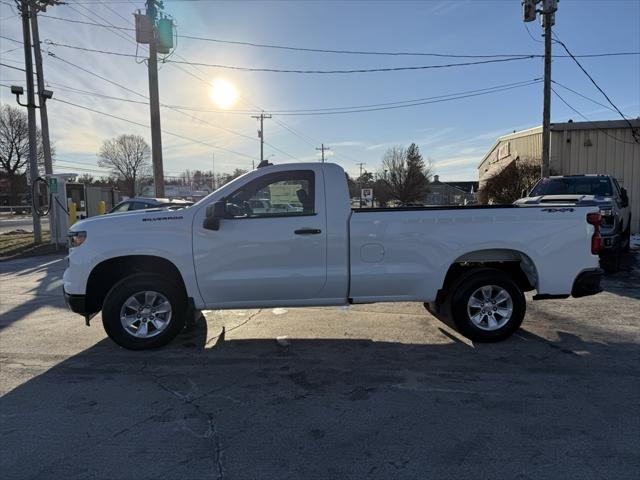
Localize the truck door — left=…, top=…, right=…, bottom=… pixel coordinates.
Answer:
left=193, top=168, right=327, bottom=307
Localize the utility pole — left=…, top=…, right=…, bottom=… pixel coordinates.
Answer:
left=20, top=1, right=41, bottom=243
left=29, top=4, right=56, bottom=245
left=146, top=0, right=165, bottom=197
left=252, top=113, right=272, bottom=165
left=316, top=143, right=330, bottom=163
left=356, top=162, right=366, bottom=208
left=541, top=0, right=556, bottom=178
left=29, top=8, right=51, bottom=176
left=211, top=152, right=215, bottom=190
left=522, top=0, right=557, bottom=178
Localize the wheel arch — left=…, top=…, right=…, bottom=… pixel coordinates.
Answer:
left=439, top=248, right=539, bottom=300
left=85, top=255, right=188, bottom=314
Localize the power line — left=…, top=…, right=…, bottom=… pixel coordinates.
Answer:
left=32, top=76, right=543, bottom=118
left=43, top=52, right=260, bottom=143
left=41, top=11, right=297, bottom=158
left=0, top=62, right=25, bottom=72
left=41, top=40, right=539, bottom=73
left=36, top=13, right=640, bottom=59
left=524, top=22, right=543, bottom=44
left=262, top=80, right=543, bottom=115
left=51, top=97, right=257, bottom=161
left=552, top=33, right=640, bottom=143
left=552, top=88, right=638, bottom=145
left=551, top=80, right=618, bottom=114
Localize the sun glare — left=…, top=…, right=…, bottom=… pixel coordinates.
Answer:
left=209, top=79, right=238, bottom=109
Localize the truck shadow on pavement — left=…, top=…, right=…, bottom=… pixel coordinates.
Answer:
left=2, top=316, right=639, bottom=480
left=0, top=255, right=66, bottom=331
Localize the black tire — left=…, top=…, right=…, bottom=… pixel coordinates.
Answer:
left=600, top=251, right=621, bottom=274
left=102, top=274, right=187, bottom=350
left=448, top=269, right=526, bottom=343
left=621, top=223, right=631, bottom=253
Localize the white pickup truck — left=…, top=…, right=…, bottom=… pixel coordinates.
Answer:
left=63, top=163, right=604, bottom=350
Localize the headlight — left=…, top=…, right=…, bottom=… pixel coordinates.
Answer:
left=68, top=231, right=87, bottom=248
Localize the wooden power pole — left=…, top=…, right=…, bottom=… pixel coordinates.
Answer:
left=146, top=0, right=165, bottom=197
left=252, top=113, right=272, bottom=164
left=522, top=0, right=557, bottom=178
left=316, top=143, right=330, bottom=163
left=541, top=1, right=556, bottom=178
left=20, top=1, right=41, bottom=242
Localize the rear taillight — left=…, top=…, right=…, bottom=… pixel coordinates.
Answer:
left=587, top=213, right=602, bottom=255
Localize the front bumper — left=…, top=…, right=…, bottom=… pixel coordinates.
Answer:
left=63, top=287, right=88, bottom=315
left=571, top=268, right=603, bottom=298
left=600, top=232, right=620, bottom=251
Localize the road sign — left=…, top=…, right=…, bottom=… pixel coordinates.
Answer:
left=361, top=188, right=373, bottom=207
left=49, top=177, right=58, bottom=194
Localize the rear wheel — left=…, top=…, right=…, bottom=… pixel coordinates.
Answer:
left=102, top=274, right=187, bottom=350
left=449, top=270, right=526, bottom=342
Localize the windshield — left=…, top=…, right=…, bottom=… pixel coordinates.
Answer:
left=530, top=177, right=613, bottom=196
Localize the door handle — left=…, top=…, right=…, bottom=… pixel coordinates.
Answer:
left=294, top=228, right=321, bottom=235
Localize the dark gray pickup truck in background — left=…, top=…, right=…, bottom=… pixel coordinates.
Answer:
left=516, top=174, right=632, bottom=272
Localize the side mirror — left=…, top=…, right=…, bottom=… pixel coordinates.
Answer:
left=620, top=188, right=629, bottom=208
left=520, top=188, right=528, bottom=199
left=203, top=201, right=226, bottom=231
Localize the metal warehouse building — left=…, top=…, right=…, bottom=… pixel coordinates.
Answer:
left=478, top=119, right=640, bottom=233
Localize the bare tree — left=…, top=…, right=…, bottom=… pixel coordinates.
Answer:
left=98, top=134, right=151, bottom=197
left=0, top=105, right=53, bottom=203
left=77, top=174, right=96, bottom=185
left=381, top=143, right=432, bottom=204
left=479, top=157, right=541, bottom=204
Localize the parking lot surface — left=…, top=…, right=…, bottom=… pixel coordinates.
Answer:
left=1, top=253, right=639, bottom=479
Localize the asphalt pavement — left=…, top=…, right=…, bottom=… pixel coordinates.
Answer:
left=1, top=252, right=639, bottom=479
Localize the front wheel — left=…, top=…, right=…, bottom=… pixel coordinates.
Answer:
left=449, top=270, right=526, bottom=343
left=621, top=222, right=631, bottom=253
left=102, top=274, right=187, bottom=350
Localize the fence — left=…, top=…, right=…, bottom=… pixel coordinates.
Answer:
left=0, top=206, right=33, bottom=216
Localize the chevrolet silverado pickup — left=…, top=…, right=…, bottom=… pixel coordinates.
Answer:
left=63, top=163, right=604, bottom=349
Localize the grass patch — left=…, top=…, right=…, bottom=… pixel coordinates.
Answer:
left=0, top=232, right=66, bottom=261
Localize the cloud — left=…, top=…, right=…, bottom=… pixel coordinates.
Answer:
left=431, top=0, right=471, bottom=16
left=432, top=156, right=480, bottom=169
left=328, top=140, right=365, bottom=148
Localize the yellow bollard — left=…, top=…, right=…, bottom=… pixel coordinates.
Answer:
left=98, top=200, right=106, bottom=215
left=69, top=202, right=77, bottom=226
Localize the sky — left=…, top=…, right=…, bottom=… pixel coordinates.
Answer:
left=1, top=0, right=639, bottom=181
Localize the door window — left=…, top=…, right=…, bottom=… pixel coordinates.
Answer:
left=224, top=170, right=315, bottom=218
left=130, top=202, right=148, bottom=211
left=112, top=202, right=131, bottom=212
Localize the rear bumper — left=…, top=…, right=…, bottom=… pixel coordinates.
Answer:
left=571, top=268, right=603, bottom=298
left=63, top=287, right=88, bottom=315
